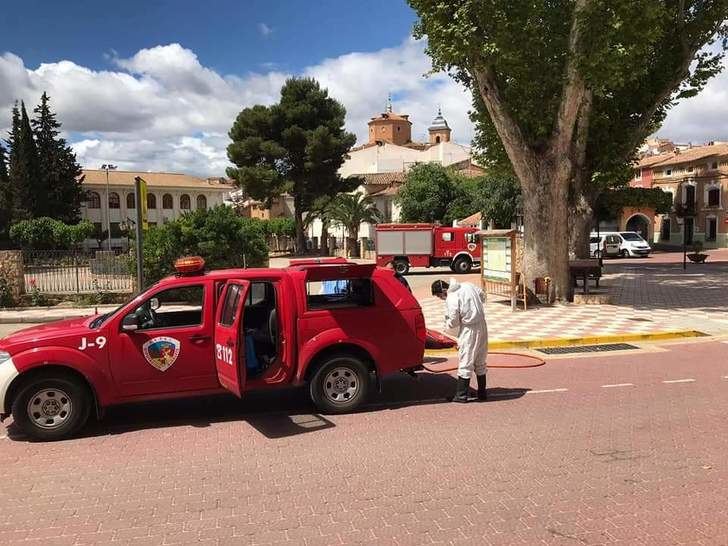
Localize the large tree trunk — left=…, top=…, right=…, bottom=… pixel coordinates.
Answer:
left=570, top=191, right=594, bottom=259
left=320, top=220, right=330, bottom=256
left=294, top=197, right=305, bottom=255
left=521, top=158, right=572, bottom=302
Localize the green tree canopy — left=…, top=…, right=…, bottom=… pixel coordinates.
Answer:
left=138, top=206, right=269, bottom=284
left=32, top=92, right=84, bottom=223
left=0, top=144, right=11, bottom=247
left=227, top=78, right=357, bottom=252
left=7, top=102, right=39, bottom=223
left=328, top=191, right=382, bottom=257
left=396, top=163, right=461, bottom=224
left=9, top=218, right=94, bottom=250
left=594, top=187, right=674, bottom=221
left=409, top=0, right=728, bottom=300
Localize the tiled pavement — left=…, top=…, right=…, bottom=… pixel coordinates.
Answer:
left=2, top=341, right=728, bottom=544
left=420, top=260, right=728, bottom=340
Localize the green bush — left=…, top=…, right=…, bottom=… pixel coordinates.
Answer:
left=137, top=206, right=269, bottom=284
left=9, top=218, right=94, bottom=250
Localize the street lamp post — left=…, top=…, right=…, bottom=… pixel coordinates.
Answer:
left=101, top=164, right=117, bottom=251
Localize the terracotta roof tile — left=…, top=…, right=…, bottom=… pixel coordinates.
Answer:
left=458, top=211, right=482, bottom=226
left=349, top=172, right=407, bottom=185
left=80, top=170, right=235, bottom=190
left=637, top=144, right=728, bottom=169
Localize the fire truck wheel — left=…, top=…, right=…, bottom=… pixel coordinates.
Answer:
left=452, top=257, right=472, bottom=274
left=310, top=355, right=370, bottom=414
left=11, top=374, right=91, bottom=442
left=392, top=259, right=409, bottom=275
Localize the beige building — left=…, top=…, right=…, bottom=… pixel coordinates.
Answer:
left=80, top=170, right=235, bottom=249
left=631, top=142, right=728, bottom=248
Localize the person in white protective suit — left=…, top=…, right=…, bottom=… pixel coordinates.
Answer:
left=432, top=278, right=488, bottom=402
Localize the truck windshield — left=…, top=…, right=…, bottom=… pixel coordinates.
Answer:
left=88, top=284, right=158, bottom=329
left=620, top=232, right=644, bottom=241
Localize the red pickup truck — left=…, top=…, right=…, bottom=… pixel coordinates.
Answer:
left=0, top=257, right=426, bottom=441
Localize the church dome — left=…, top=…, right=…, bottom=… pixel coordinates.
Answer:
left=428, top=107, right=450, bottom=131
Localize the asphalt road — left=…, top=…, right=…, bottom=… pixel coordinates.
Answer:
left=0, top=337, right=726, bottom=544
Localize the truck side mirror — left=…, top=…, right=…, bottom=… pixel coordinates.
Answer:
left=121, top=314, right=139, bottom=332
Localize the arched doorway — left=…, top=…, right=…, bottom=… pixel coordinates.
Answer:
left=626, top=214, right=650, bottom=241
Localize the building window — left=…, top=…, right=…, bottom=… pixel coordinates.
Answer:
left=706, top=217, right=717, bottom=241
left=147, top=193, right=157, bottom=209
left=180, top=194, right=191, bottom=210
left=687, top=165, right=694, bottom=172
left=435, top=136, right=441, bottom=144
left=196, top=195, right=207, bottom=210
left=635, top=169, right=642, bottom=180
left=126, top=193, right=135, bottom=209
left=712, top=161, right=719, bottom=170
left=108, top=192, right=120, bottom=209
left=708, top=187, right=720, bottom=207
left=110, top=222, right=122, bottom=238
left=162, top=193, right=173, bottom=209
left=93, top=222, right=103, bottom=237
left=660, top=218, right=671, bottom=241
left=665, top=169, right=672, bottom=176
left=88, top=192, right=101, bottom=209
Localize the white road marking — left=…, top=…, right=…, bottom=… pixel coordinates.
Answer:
left=601, top=383, right=634, bottom=388
left=662, top=378, right=696, bottom=384
left=527, top=388, right=568, bottom=394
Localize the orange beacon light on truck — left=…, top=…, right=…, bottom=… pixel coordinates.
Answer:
left=174, top=256, right=206, bottom=275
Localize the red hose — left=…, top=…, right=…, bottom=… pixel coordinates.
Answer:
left=422, top=351, right=545, bottom=373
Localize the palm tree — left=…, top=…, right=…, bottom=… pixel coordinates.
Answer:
left=328, top=192, right=382, bottom=258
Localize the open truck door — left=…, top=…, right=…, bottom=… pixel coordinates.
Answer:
left=214, top=280, right=250, bottom=397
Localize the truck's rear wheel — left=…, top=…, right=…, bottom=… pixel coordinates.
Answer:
left=392, top=259, right=409, bottom=275
left=310, top=356, right=370, bottom=414
left=11, top=375, right=91, bottom=441
left=451, top=256, right=472, bottom=274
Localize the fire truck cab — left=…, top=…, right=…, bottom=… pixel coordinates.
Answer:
left=0, top=257, right=426, bottom=441
left=375, top=223, right=481, bottom=275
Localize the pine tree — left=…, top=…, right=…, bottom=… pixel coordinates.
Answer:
left=0, top=143, right=11, bottom=246
left=8, top=102, right=41, bottom=220
left=32, top=92, right=84, bottom=223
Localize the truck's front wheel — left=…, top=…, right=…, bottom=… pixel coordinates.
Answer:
left=11, top=375, right=91, bottom=441
left=310, top=356, right=370, bottom=414
left=451, top=256, right=472, bottom=274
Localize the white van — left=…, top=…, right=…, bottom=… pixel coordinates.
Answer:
left=590, top=231, right=651, bottom=258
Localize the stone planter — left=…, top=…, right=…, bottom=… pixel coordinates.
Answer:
left=687, top=253, right=708, bottom=263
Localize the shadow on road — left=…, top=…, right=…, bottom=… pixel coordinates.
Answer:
left=6, top=372, right=530, bottom=442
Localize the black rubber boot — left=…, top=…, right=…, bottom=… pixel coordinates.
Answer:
left=476, top=374, right=487, bottom=401
left=453, top=376, right=470, bottom=403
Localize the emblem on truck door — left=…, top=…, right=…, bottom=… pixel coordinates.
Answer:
left=142, top=337, right=181, bottom=372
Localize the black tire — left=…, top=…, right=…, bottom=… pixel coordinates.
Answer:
left=593, top=250, right=602, bottom=259
left=309, top=355, right=370, bottom=414
left=11, top=374, right=91, bottom=441
left=451, top=257, right=472, bottom=274
left=620, top=249, right=629, bottom=258
left=392, top=259, right=409, bottom=275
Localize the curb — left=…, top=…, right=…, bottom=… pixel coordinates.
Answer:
left=0, top=312, right=97, bottom=324
left=425, top=330, right=708, bottom=355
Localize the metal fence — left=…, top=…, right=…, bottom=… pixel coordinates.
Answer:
left=23, top=250, right=135, bottom=294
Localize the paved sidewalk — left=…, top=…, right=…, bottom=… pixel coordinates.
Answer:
left=0, top=304, right=118, bottom=324
left=421, top=257, right=728, bottom=342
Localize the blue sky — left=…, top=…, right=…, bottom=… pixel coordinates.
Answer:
left=1, top=1, right=726, bottom=175
left=2, top=0, right=417, bottom=75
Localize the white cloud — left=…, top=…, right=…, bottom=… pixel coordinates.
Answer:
left=654, top=57, right=728, bottom=144
left=3, top=38, right=728, bottom=177
left=257, top=23, right=273, bottom=37
left=0, top=40, right=474, bottom=176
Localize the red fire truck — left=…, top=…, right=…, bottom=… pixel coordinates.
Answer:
left=375, top=224, right=481, bottom=275
left=0, top=257, right=425, bottom=441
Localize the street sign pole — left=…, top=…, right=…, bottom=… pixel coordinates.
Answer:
left=133, top=177, right=145, bottom=292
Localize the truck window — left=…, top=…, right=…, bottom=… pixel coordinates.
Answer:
left=441, top=232, right=453, bottom=242
left=219, top=284, right=242, bottom=327
left=130, top=285, right=204, bottom=330
left=306, top=278, right=374, bottom=309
